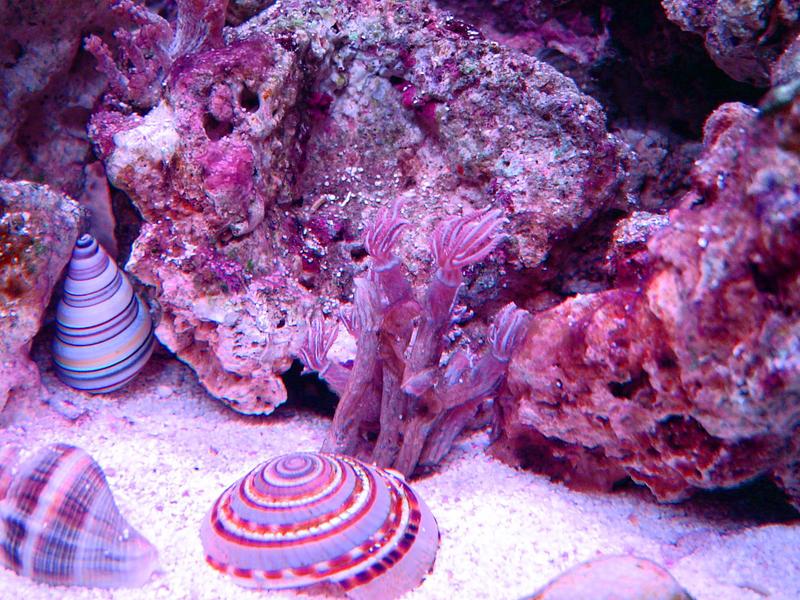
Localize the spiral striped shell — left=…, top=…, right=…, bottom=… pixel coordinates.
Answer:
left=0, top=443, right=158, bottom=588
left=200, top=452, right=439, bottom=599
left=53, top=234, right=155, bottom=393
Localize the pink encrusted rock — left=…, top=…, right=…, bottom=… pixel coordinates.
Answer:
left=493, top=97, right=800, bottom=508
left=89, top=0, right=623, bottom=414
left=295, top=0, right=621, bottom=275
left=92, top=30, right=316, bottom=414
left=0, top=180, right=84, bottom=413
left=661, top=0, right=800, bottom=86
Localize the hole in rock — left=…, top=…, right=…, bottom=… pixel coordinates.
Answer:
left=239, top=86, right=259, bottom=112
left=280, top=359, right=338, bottom=417
left=608, top=370, right=649, bottom=399
left=202, top=113, right=233, bottom=141
left=3, top=39, right=23, bottom=68
left=350, top=246, right=368, bottom=262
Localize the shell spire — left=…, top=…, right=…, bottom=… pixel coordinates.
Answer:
left=53, top=234, right=155, bottom=393
left=0, top=443, right=158, bottom=588
left=200, top=452, right=439, bottom=599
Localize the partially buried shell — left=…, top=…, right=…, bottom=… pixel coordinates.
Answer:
left=0, top=443, right=158, bottom=588
left=200, top=452, right=440, bottom=599
left=53, top=233, right=155, bottom=393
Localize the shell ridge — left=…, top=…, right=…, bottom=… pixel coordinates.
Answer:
left=55, top=291, right=137, bottom=339
left=216, top=464, right=375, bottom=547
left=16, top=446, right=86, bottom=579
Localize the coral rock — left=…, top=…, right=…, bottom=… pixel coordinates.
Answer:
left=0, top=180, right=84, bottom=413
left=89, top=0, right=622, bottom=413
left=661, top=0, right=800, bottom=85
left=0, top=0, right=120, bottom=198
left=493, top=98, right=800, bottom=508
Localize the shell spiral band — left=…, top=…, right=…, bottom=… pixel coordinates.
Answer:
left=200, top=452, right=439, bottom=599
left=53, top=234, right=155, bottom=393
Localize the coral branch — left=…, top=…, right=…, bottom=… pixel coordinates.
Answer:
left=84, top=35, right=130, bottom=98
left=298, top=317, right=351, bottom=397
left=85, top=0, right=227, bottom=108
left=299, top=317, right=338, bottom=374
left=171, top=0, right=228, bottom=57
left=488, top=302, right=532, bottom=362
left=363, top=199, right=410, bottom=268
left=322, top=277, right=384, bottom=456
left=431, top=208, right=505, bottom=285
left=363, top=200, right=414, bottom=306
left=314, top=203, right=522, bottom=477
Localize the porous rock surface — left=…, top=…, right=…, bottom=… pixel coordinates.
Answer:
left=89, top=0, right=622, bottom=413
left=493, top=99, right=800, bottom=508
left=0, top=180, right=84, bottom=413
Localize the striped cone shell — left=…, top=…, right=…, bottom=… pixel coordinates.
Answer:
left=0, top=443, right=158, bottom=588
left=53, top=234, right=155, bottom=393
left=200, top=452, right=440, bottom=599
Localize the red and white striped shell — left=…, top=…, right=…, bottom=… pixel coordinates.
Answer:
left=0, top=443, right=158, bottom=588
left=53, top=233, right=155, bottom=393
left=200, top=452, right=439, bottom=599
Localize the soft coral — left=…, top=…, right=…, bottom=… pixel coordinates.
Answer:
left=84, top=0, right=228, bottom=109
left=300, top=202, right=531, bottom=476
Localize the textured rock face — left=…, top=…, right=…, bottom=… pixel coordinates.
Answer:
left=0, top=181, right=84, bottom=412
left=493, top=99, right=800, bottom=507
left=661, top=0, right=800, bottom=85
left=0, top=0, right=117, bottom=198
left=88, top=0, right=622, bottom=413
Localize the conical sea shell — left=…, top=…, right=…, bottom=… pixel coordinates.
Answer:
left=53, top=234, right=155, bottom=393
left=200, top=452, right=439, bottom=599
left=0, top=443, right=158, bottom=588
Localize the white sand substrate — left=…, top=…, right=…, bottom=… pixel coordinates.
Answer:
left=0, top=348, right=798, bottom=600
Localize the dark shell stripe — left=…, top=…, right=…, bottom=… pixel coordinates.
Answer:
left=0, top=444, right=158, bottom=588
left=63, top=268, right=123, bottom=309
left=53, top=234, right=154, bottom=393
left=200, top=453, right=439, bottom=599
left=56, top=291, right=137, bottom=342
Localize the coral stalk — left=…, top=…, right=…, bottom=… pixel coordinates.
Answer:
left=303, top=201, right=528, bottom=476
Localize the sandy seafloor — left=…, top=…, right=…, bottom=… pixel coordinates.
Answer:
left=1, top=340, right=799, bottom=600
